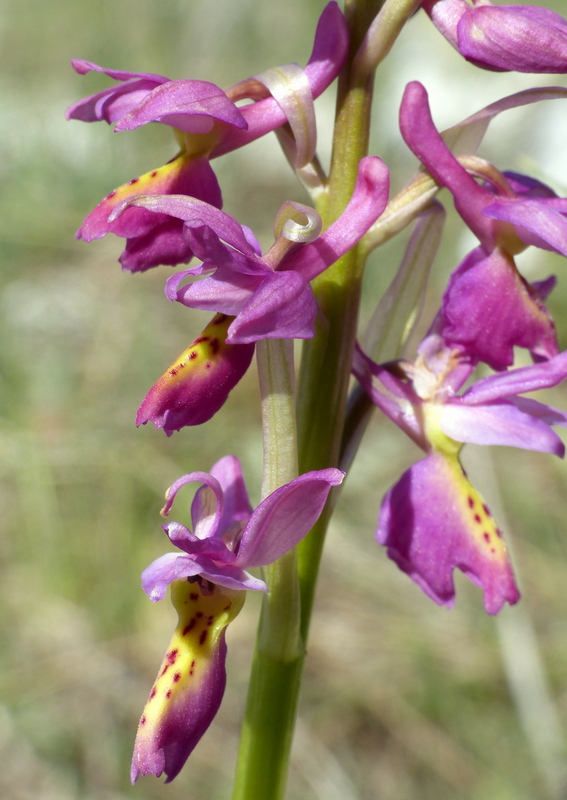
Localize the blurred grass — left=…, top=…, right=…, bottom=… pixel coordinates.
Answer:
left=2, top=0, right=567, bottom=798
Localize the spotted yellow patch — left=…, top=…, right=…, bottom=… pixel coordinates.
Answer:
left=136, top=579, right=245, bottom=737
left=155, top=313, right=236, bottom=390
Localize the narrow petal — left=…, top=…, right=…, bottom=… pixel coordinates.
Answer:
left=235, top=469, right=344, bottom=568
left=484, top=199, right=567, bottom=257
left=142, top=552, right=263, bottom=599
left=65, top=60, right=168, bottom=123
left=115, top=80, right=247, bottom=132
left=377, top=453, right=520, bottom=614
left=443, top=86, right=567, bottom=156
left=460, top=349, right=567, bottom=404
left=136, top=314, right=255, bottom=434
left=120, top=194, right=255, bottom=255
left=438, top=401, right=565, bottom=456
left=131, top=580, right=245, bottom=784
left=208, top=455, right=253, bottom=534
left=352, top=344, right=426, bottom=448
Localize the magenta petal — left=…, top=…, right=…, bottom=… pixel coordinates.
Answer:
left=78, top=156, right=223, bottom=273
left=121, top=194, right=255, bottom=255
left=115, top=80, right=247, bottom=132
left=377, top=453, right=520, bottom=614
left=458, top=6, right=567, bottom=73
left=461, top=349, right=567, bottom=404
left=226, top=272, right=317, bottom=343
left=399, top=82, right=493, bottom=246
left=141, top=553, right=205, bottom=601
left=236, top=468, right=344, bottom=568
left=142, top=552, right=264, bottom=599
left=441, top=248, right=558, bottom=369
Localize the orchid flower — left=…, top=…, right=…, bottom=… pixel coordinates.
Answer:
left=353, top=335, right=567, bottom=613
left=423, top=0, right=567, bottom=73
left=400, top=80, right=567, bottom=367
left=131, top=456, right=344, bottom=783
left=66, top=3, right=348, bottom=272
left=117, top=156, right=390, bottom=345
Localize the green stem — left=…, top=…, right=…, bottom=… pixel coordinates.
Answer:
left=296, top=0, right=384, bottom=634
left=231, top=339, right=303, bottom=800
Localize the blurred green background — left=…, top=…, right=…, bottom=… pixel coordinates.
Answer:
left=2, top=1, right=567, bottom=798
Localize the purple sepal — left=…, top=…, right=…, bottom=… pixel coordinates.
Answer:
left=377, top=452, right=520, bottom=614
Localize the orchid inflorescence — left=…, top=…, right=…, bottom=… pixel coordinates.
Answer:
left=67, top=0, right=567, bottom=796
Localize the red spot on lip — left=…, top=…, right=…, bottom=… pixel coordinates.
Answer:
left=483, top=532, right=491, bottom=543
left=140, top=715, right=147, bottom=726
left=210, top=338, right=220, bottom=355
left=467, top=496, right=474, bottom=509
left=183, top=619, right=196, bottom=635
left=199, top=630, right=208, bottom=645
left=483, top=503, right=491, bottom=516
left=173, top=672, right=181, bottom=683
left=149, top=687, right=157, bottom=700
left=196, top=612, right=203, bottom=618
left=166, top=690, right=172, bottom=699
left=167, top=649, right=179, bottom=664
left=129, top=177, right=140, bottom=185
left=190, top=593, right=198, bottom=601
left=107, top=190, right=116, bottom=199
left=194, top=336, right=209, bottom=345
left=189, top=351, right=198, bottom=361
left=150, top=170, right=158, bottom=177
left=160, top=664, right=170, bottom=676
left=474, top=514, right=482, bottom=524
